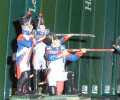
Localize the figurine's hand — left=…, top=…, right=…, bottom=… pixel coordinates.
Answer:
left=29, top=34, right=34, bottom=39
left=75, top=49, right=87, bottom=57
left=58, top=50, right=70, bottom=58
left=67, top=34, right=74, bottom=37
left=80, top=48, right=87, bottom=53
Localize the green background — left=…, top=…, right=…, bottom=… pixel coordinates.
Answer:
left=40, top=0, right=120, bottom=96
left=0, top=0, right=41, bottom=99
left=0, top=0, right=120, bottom=99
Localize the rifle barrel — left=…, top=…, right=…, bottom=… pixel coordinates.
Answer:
left=67, top=48, right=114, bottom=52
left=86, top=48, right=114, bottom=52
left=55, top=33, right=96, bottom=37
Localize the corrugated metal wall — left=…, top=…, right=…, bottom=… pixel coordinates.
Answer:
left=41, top=0, right=120, bottom=96
left=0, top=0, right=26, bottom=99
left=0, top=0, right=41, bottom=99
left=0, top=0, right=10, bottom=99
left=114, top=0, right=120, bottom=96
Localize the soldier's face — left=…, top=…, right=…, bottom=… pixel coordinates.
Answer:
left=52, top=39, right=61, bottom=48
left=40, top=25, right=46, bottom=32
left=27, top=11, right=32, bottom=17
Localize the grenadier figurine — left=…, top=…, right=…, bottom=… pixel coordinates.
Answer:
left=32, top=12, right=49, bottom=93
left=45, top=35, right=86, bottom=95
left=15, top=10, right=34, bottom=95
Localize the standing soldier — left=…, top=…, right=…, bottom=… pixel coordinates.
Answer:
left=15, top=10, right=34, bottom=95
left=45, top=35, right=86, bottom=95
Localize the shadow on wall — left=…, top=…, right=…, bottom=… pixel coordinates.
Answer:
left=6, top=19, right=22, bottom=93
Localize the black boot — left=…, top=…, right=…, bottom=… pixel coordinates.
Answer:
left=16, top=79, right=24, bottom=96
left=48, top=86, right=56, bottom=95
left=16, top=71, right=31, bottom=95
left=33, top=70, right=41, bottom=94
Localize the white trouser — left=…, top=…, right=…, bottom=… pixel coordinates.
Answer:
left=16, top=47, right=32, bottom=73
left=47, top=58, right=68, bottom=86
left=33, top=42, right=46, bottom=70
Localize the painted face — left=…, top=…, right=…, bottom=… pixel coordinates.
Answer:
left=52, top=39, right=61, bottom=48
left=40, top=25, right=46, bottom=32
left=27, top=11, right=32, bottom=16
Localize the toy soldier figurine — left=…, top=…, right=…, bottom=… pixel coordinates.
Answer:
left=15, top=10, right=34, bottom=95
left=45, top=35, right=86, bottom=95
left=32, top=12, right=49, bottom=93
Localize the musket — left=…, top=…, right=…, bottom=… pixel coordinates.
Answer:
left=37, top=16, right=41, bottom=28
left=37, top=13, right=44, bottom=28
left=55, top=33, right=96, bottom=38
left=28, top=17, right=32, bottom=25
left=67, top=48, right=115, bottom=52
